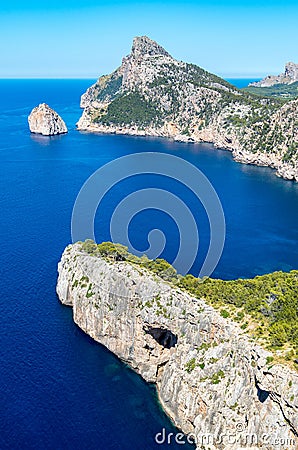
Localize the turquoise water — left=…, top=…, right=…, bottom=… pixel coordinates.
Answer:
left=226, top=78, right=260, bottom=88
left=0, top=79, right=297, bottom=449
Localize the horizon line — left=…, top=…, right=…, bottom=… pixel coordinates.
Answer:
left=0, top=75, right=263, bottom=80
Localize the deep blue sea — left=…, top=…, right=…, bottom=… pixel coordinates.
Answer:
left=226, top=78, right=260, bottom=88
left=0, top=78, right=297, bottom=449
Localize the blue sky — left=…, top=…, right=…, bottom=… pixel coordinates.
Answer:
left=1, top=0, right=297, bottom=78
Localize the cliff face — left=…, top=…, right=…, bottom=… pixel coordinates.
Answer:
left=77, top=36, right=298, bottom=182
left=249, top=62, right=298, bottom=87
left=28, top=103, right=68, bottom=136
left=57, top=243, right=298, bottom=449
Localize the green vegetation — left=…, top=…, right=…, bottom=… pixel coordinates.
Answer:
left=179, top=271, right=298, bottom=361
left=81, top=240, right=178, bottom=282
left=86, top=283, right=95, bottom=298
left=96, top=74, right=123, bottom=102
left=209, top=357, right=219, bottom=364
left=80, top=240, right=298, bottom=366
left=85, top=47, right=298, bottom=166
left=211, top=370, right=225, bottom=384
left=243, top=82, right=298, bottom=99
left=198, top=342, right=212, bottom=352
left=220, top=309, right=230, bottom=319
left=81, top=239, right=98, bottom=254
left=185, top=357, right=197, bottom=373
left=184, top=62, right=236, bottom=90
left=230, top=402, right=238, bottom=410
left=283, top=142, right=298, bottom=163
left=95, top=91, right=160, bottom=127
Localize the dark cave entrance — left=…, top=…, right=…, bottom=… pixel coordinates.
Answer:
left=144, top=327, right=178, bottom=349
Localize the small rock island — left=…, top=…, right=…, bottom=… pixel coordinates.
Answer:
left=28, top=103, right=67, bottom=136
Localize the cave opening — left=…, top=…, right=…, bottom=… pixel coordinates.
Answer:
left=144, top=327, right=178, bottom=349
left=255, top=377, right=270, bottom=403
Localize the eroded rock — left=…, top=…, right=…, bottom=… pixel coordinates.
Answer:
left=56, top=243, right=298, bottom=450
left=28, top=103, right=67, bottom=136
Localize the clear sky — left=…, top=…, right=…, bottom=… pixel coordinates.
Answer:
left=1, top=0, right=297, bottom=78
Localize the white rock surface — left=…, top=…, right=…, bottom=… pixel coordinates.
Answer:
left=28, top=103, right=67, bottom=136
left=57, top=243, right=298, bottom=450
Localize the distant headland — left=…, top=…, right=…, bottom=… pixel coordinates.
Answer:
left=77, top=36, right=298, bottom=182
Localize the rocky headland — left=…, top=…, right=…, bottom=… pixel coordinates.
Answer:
left=28, top=103, right=68, bottom=136
left=77, top=36, right=298, bottom=182
left=57, top=242, right=298, bottom=449
left=249, top=62, right=298, bottom=87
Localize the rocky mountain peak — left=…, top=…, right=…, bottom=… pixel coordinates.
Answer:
left=78, top=37, right=298, bottom=181
left=285, top=61, right=298, bottom=81
left=131, top=35, right=171, bottom=59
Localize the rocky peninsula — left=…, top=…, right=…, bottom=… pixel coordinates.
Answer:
left=57, top=242, right=298, bottom=449
left=28, top=103, right=68, bottom=136
left=249, top=62, right=298, bottom=87
left=77, top=36, right=298, bottom=182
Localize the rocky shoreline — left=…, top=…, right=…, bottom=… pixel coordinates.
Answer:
left=57, top=243, right=298, bottom=450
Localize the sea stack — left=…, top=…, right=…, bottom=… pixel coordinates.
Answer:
left=28, top=103, right=68, bottom=136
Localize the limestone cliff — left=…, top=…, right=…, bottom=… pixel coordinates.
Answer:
left=77, top=36, right=298, bottom=182
left=28, top=103, right=68, bottom=136
left=57, top=243, right=298, bottom=450
left=249, top=62, right=298, bottom=87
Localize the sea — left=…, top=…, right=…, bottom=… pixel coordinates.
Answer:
left=0, top=78, right=297, bottom=449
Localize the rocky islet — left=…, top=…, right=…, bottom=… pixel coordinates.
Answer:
left=28, top=103, right=68, bottom=136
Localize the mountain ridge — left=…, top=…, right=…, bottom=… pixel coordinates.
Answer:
left=77, top=36, right=298, bottom=182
